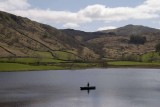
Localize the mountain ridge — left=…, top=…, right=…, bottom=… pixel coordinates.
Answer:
left=101, top=24, right=160, bottom=36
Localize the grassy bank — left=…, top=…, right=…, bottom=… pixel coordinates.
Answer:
left=0, top=63, right=65, bottom=71
left=0, top=61, right=160, bottom=72
left=108, top=61, right=160, bottom=68
left=0, top=57, right=160, bottom=72
left=0, top=62, right=100, bottom=72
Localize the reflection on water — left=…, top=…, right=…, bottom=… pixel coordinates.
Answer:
left=0, top=68, right=160, bottom=107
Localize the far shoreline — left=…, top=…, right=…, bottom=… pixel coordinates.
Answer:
left=0, top=61, right=160, bottom=72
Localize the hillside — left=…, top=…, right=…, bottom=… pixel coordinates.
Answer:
left=101, top=24, right=160, bottom=36
left=0, top=11, right=99, bottom=61
left=0, top=11, right=160, bottom=61
left=90, top=25, right=160, bottom=59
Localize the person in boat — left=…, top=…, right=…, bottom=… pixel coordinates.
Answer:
left=87, top=82, right=90, bottom=87
left=80, top=82, right=95, bottom=94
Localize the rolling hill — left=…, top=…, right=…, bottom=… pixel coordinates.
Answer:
left=0, top=11, right=160, bottom=61
left=0, top=11, right=99, bottom=61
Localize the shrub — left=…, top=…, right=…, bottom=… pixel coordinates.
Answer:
left=129, top=35, right=146, bottom=44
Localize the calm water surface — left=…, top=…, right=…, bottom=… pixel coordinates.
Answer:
left=0, top=68, right=160, bottom=107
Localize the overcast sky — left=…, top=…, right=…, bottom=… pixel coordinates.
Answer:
left=0, top=0, right=160, bottom=31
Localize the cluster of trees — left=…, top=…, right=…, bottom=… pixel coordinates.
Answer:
left=155, top=42, right=160, bottom=54
left=129, top=35, right=146, bottom=44
left=119, top=53, right=159, bottom=62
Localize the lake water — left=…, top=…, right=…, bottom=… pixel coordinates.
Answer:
left=0, top=68, right=160, bottom=107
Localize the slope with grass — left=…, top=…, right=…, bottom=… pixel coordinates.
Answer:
left=0, top=11, right=97, bottom=61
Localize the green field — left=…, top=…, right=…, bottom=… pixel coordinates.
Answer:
left=108, top=61, right=160, bottom=67
left=0, top=57, right=160, bottom=71
left=33, top=51, right=53, bottom=58
left=53, top=51, right=79, bottom=60
left=0, top=56, right=98, bottom=71
left=0, top=62, right=100, bottom=71
left=0, top=63, right=64, bottom=71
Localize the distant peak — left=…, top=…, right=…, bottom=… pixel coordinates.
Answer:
left=124, top=24, right=140, bottom=28
left=126, top=24, right=134, bottom=26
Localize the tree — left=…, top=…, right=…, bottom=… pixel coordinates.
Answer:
left=35, top=54, right=42, bottom=65
left=155, top=42, right=160, bottom=55
left=129, top=35, right=146, bottom=44
left=7, top=56, right=15, bottom=62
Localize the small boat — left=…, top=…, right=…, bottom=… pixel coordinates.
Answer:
left=80, top=82, right=96, bottom=94
left=80, top=86, right=96, bottom=90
